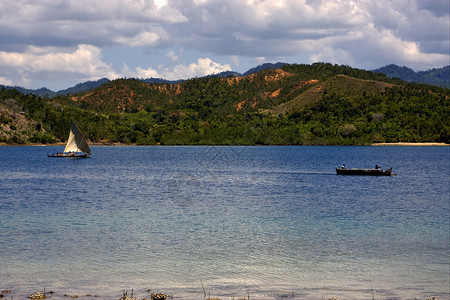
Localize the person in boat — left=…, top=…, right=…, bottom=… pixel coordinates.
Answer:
left=341, top=164, right=346, bottom=169
left=375, top=165, right=380, bottom=169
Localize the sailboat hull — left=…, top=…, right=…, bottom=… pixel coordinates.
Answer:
left=48, top=153, right=90, bottom=158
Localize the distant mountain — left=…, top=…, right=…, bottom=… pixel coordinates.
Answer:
left=0, top=85, right=56, bottom=97
left=243, top=62, right=289, bottom=76
left=141, top=78, right=182, bottom=84
left=0, top=78, right=111, bottom=97
left=57, top=78, right=110, bottom=95
left=3, top=63, right=448, bottom=99
left=373, top=64, right=450, bottom=88
left=204, top=70, right=242, bottom=78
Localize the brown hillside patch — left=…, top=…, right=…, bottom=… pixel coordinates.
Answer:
left=227, top=69, right=294, bottom=86
left=227, top=73, right=257, bottom=85
left=226, top=76, right=241, bottom=86
left=312, top=86, right=322, bottom=93
left=147, top=83, right=183, bottom=96
left=175, top=84, right=182, bottom=95
left=260, top=88, right=282, bottom=100
left=270, top=88, right=281, bottom=97
left=264, top=69, right=294, bottom=82
left=235, top=100, right=246, bottom=111
left=66, top=80, right=182, bottom=112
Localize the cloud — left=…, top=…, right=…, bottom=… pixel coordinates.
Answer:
left=164, top=57, right=231, bottom=80
left=0, top=0, right=187, bottom=50
left=0, top=76, right=13, bottom=86
left=169, top=0, right=449, bottom=70
left=135, top=57, right=232, bottom=80
left=0, top=0, right=448, bottom=89
left=114, top=31, right=161, bottom=47
left=416, top=0, right=450, bottom=17
left=0, top=44, right=119, bottom=89
left=135, top=66, right=160, bottom=79
left=166, top=51, right=179, bottom=62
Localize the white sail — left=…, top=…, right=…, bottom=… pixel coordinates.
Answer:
left=63, top=121, right=91, bottom=154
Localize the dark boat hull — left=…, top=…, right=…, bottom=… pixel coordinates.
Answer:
left=48, top=153, right=90, bottom=158
left=336, top=167, right=392, bottom=176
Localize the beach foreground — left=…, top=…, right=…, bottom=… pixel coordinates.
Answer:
left=0, top=288, right=444, bottom=300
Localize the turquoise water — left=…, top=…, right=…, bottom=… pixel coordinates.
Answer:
left=0, top=146, right=449, bottom=299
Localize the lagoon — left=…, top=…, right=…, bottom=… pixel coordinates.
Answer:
left=0, top=146, right=449, bottom=299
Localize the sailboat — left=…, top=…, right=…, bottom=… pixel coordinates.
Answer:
left=48, top=121, right=91, bottom=158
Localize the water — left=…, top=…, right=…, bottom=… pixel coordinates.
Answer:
left=0, top=146, right=449, bottom=300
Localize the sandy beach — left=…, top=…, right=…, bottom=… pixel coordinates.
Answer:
left=372, top=142, right=449, bottom=146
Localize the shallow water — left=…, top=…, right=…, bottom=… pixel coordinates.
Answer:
left=0, top=146, right=449, bottom=299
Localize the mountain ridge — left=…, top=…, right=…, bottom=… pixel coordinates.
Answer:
left=3, top=63, right=447, bottom=97
left=373, top=64, right=450, bottom=88
left=1, top=62, right=448, bottom=146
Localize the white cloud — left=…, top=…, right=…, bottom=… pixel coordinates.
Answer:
left=159, top=57, right=231, bottom=80
left=154, top=0, right=167, bottom=10
left=114, top=31, right=161, bottom=47
left=0, top=44, right=119, bottom=89
left=166, top=51, right=179, bottom=62
left=128, top=57, right=232, bottom=80
left=135, top=66, right=160, bottom=79
left=0, top=76, right=13, bottom=86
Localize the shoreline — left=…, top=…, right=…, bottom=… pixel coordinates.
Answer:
left=0, top=142, right=448, bottom=147
left=1, top=287, right=446, bottom=300
left=371, top=142, right=448, bottom=146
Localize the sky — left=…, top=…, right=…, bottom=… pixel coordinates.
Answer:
left=0, top=0, right=449, bottom=91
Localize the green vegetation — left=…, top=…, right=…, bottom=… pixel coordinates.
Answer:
left=1, top=63, right=449, bottom=145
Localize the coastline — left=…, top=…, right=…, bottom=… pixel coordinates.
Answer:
left=0, top=142, right=136, bottom=147
left=1, top=287, right=446, bottom=300
left=371, top=142, right=449, bottom=146
left=1, top=142, right=448, bottom=147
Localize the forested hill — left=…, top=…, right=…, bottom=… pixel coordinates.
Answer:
left=1, top=63, right=449, bottom=145
left=373, top=64, right=450, bottom=88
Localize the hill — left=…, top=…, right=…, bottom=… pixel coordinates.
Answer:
left=2, top=63, right=448, bottom=98
left=0, top=63, right=281, bottom=98
left=57, top=78, right=111, bottom=95
left=1, top=63, right=449, bottom=145
left=373, top=64, right=450, bottom=88
left=243, top=62, right=289, bottom=76
left=268, top=75, right=395, bottom=115
left=0, top=85, right=56, bottom=98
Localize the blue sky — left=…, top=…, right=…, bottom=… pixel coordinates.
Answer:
left=0, top=0, right=449, bottom=91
